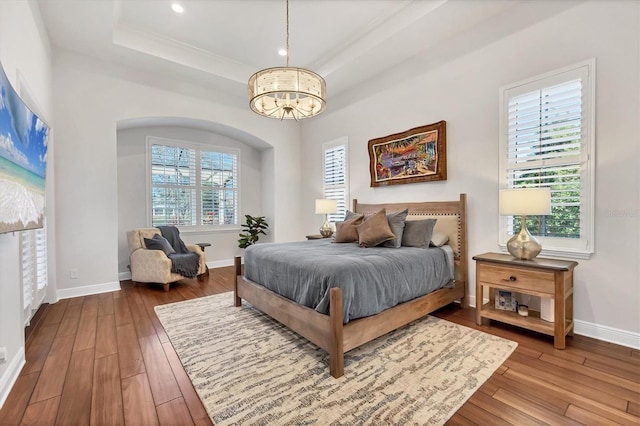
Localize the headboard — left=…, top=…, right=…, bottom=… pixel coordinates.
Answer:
left=353, top=193, right=468, bottom=284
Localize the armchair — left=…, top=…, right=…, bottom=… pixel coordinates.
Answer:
left=126, top=228, right=207, bottom=291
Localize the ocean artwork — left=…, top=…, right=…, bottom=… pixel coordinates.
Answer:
left=0, top=64, right=49, bottom=233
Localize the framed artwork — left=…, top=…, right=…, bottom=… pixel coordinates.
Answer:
left=0, top=63, right=50, bottom=234
left=368, top=121, right=446, bottom=187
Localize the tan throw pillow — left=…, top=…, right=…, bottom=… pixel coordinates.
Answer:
left=334, top=215, right=364, bottom=243
left=430, top=231, right=449, bottom=247
left=356, top=209, right=395, bottom=248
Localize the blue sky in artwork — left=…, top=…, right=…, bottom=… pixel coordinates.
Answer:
left=0, top=66, right=49, bottom=178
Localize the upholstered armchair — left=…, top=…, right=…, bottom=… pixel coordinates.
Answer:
left=127, top=228, right=207, bottom=291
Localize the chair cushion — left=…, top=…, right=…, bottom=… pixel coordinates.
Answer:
left=144, top=234, right=176, bottom=256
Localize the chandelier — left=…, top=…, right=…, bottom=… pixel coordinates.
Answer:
left=248, top=0, right=326, bottom=120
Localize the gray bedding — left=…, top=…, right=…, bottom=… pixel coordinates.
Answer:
left=243, top=239, right=454, bottom=323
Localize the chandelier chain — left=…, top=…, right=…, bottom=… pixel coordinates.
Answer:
left=247, top=0, right=326, bottom=119
left=285, top=0, right=290, bottom=67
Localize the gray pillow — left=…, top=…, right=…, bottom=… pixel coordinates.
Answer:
left=401, top=219, right=437, bottom=248
left=344, top=210, right=364, bottom=221
left=144, top=234, right=176, bottom=256
left=382, top=209, right=408, bottom=248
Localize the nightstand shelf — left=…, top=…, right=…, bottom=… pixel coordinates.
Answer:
left=478, top=305, right=573, bottom=337
left=473, top=252, right=578, bottom=349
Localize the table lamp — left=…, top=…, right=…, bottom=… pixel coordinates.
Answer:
left=315, top=199, right=337, bottom=237
left=499, top=188, right=551, bottom=260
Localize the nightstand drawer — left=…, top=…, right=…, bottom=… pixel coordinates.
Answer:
left=477, top=263, right=555, bottom=295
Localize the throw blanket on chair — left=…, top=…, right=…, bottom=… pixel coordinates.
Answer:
left=158, top=226, right=200, bottom=278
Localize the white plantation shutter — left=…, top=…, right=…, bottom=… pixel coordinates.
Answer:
left=21, top=233, right=35, bottom=309
left=148, top=137, right=239, bottom=230
left=150, top=143, right=197, bottom=226
left=200, top=151, right=238, bottom=225
left=323, top=138, right=348, bottom=223
left=21, top=227, right=48, bottom=322
left=499, top=60, right=595, bottom=258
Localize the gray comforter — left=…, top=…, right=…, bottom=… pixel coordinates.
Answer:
left=243, top=239, right=454, bottom=323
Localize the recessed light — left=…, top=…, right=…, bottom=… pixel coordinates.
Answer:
left=278, top=49, right=287, bottom=56
left=171, top=3, right=184, bottom=14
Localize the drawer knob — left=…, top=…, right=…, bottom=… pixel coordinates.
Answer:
left=509, top=275, right=517, bottom=281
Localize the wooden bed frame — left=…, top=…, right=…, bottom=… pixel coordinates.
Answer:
left=234, top=194, right=468, bottom=378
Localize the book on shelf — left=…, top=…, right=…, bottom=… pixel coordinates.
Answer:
left=495, top=290, right=517, bottom=311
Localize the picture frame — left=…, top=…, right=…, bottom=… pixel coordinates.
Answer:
left=495, top=290, right=517, bottom=312
left=368, top=120, right=446, bottom=187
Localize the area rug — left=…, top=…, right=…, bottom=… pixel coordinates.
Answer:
left=155, top=292, right=517, bottom=425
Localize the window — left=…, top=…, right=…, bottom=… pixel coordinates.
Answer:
left=148, top=137, right=239, bottom=230
left=21, top=227, right=48, bottom=323
left=323, top=138, right=349, bottom=223
left=499, top=60, right=595, bottom=258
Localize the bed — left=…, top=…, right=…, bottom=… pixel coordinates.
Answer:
left=233, top=194, right=468, bottom=378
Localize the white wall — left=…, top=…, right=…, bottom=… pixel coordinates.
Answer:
left=301, top=1, right=640, bottom=346
left=117, top=125, right=265, bottom=274
left=52, top=49, right=302, bottom=297
left=0, top=0, right=53, bottom=408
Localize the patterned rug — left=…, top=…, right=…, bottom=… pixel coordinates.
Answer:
left=155, top=292, right=517, bottom=425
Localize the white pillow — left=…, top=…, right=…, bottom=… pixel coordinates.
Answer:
left=430, top=231, right=449, bottom=247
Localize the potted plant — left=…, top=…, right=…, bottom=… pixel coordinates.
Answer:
left=238, top=215, right=269, bottom=249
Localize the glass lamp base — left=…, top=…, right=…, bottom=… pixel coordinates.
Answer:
left=507, top=224, right=542, bottom=260
left=319, top=216, right=333, bottom=238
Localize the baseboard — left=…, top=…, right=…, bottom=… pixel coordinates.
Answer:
left=574, top=320, right=640, bottom=350
left=466, top=295, right=639, bottom=349
left=207, top=259, right=239, bottom=268
left=0, top=347, right=25, bottom=410
left=56, top=281, right=121, bottom=300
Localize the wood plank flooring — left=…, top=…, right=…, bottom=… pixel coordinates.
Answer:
left=1, top=266, right=638, bottom=425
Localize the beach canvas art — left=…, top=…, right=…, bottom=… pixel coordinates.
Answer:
left=0, top=64, right=49, bottom=234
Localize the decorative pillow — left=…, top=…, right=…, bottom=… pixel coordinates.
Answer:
left=144, top=234, right=176, bottom=256
left=334, top=215, right=364, bottom=243
left=356, top=209, right=395, bottom=248
left=401, top=219, right=437, bottom=248
left=430, top=231, right=449, bottom=247
left=382, top=208, right=408, bottom=248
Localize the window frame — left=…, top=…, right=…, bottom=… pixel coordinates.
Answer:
left=322, top=137, right=349, bottom=224
left=498, top=59, right=595, bottom=259
left=146, top=136, right=240, bottom=233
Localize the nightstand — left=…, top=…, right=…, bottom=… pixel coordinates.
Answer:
left=305, top=234, right=327, bottom=240
left=473, top=252, right=578, bottom=349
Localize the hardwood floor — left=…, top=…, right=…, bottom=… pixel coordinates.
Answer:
left=1, top=266, right=638, bottom=425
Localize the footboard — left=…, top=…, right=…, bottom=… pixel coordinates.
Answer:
left=234, top=257, right=345, bottom=377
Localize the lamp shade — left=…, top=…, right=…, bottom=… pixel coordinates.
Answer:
left=499, top=188, right=551, bottom=216
left=315, top=199, right=337, bottom=214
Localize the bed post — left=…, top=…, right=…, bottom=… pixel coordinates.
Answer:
left=234, top=256, right=242, bottom=307
left=458, top=193, right=468, bottom=308
left=329, top=288, right=344, bottom=378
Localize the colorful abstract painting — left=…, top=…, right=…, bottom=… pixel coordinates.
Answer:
left=368, top=121, right=446, bottom=187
